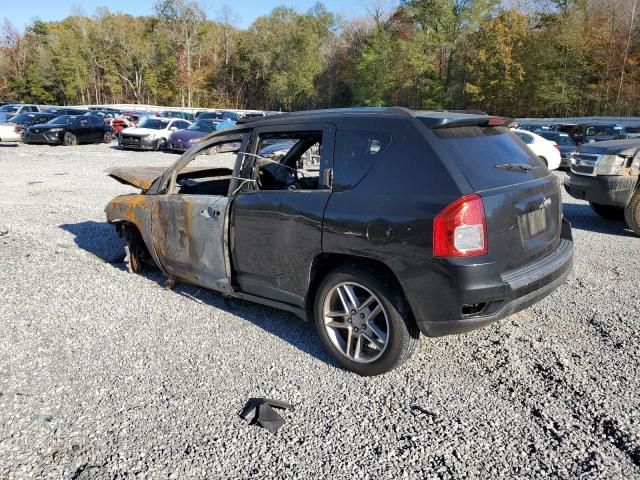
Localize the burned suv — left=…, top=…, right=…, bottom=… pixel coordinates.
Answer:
left=105, top=108, right=574, bottom=375
left=564, top=140, right=640, bottom=234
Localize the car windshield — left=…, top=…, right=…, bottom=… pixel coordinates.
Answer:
left=0, top=105, right=19, bottom=113
left=187, top=121, right=218, bottom=133
left=586, top=125, right=618, bottom=136
left=198, top=112, right=225, bottom=120
left=139, top=119, right=170, bottom=130
left=47, top=116, right=75, bottom=125
left=222, top=112, right=240, bottom=121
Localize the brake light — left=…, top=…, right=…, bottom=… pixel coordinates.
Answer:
left=553, top=143, right=560, bottom=151
left=14, top=125, right=21, bottom=133
left=487, top=117, right=506, bottom=126
left=433, top=194, right=487, bottom=258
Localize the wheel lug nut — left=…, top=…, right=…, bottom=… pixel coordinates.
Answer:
left=351, top=310, right=356, bottom=315
left=348, top=318, right=352, bottom=323
left=360, top=313, right=365, bottom=318
left=354, top=328, right=359, bottom=332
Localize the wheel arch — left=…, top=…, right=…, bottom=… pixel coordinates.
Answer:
left=305, top=252, right=416, bottom=326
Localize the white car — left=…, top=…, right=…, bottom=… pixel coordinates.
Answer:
left=118, top=117, right=192, bottom=151
left=512, top=129, right=562, bottom=170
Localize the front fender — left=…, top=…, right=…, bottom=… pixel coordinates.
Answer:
left=105, top=194, right=165, bottom=272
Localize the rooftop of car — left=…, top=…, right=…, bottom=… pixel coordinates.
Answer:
left=578, top=139, right=640, bottom=155
left=236, top=106, right=503, bottom=128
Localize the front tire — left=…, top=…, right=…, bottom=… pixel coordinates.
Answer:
left=63, top=132, right=77, bottom=146
left=590, top=202, right=625, bottom=220
left=624, top=190, right=640, bottom=235
left=314, top=266, right=419, bottom=376
left=155, top=139, right=166, bottom=151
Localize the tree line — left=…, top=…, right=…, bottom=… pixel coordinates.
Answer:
left=1, top=0, right=639, bottom=117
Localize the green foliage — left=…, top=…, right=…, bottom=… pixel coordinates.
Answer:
left=0, top=0, right=638, bottom=115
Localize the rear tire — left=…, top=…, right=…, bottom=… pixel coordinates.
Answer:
left=314, top=266, right=419, bottom=376
left=590, top=202, right=625, bottom=220
left=624, top=190, right=640, bottom=235
left=103, top=131, right=113, bottom=143
left=63, top=132, right=77, bottom=146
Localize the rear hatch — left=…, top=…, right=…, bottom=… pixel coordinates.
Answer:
left=431, top=125, right=562, bottom=272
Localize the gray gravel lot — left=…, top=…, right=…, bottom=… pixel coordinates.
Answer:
left=0, top=141, right=639, bottom=479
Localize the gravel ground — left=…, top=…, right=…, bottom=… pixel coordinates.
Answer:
left=0, top=141, right=639, bottom=479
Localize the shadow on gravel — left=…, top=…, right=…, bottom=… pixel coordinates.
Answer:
left=58, top=220, right=334, bottom=366
left=562, top=203, right=636, bottom=237
left=0, top=143, right=19, bottom=147
left=176, top=283, right=333, bottom=365
left=59, top=221, right=127, bottom=267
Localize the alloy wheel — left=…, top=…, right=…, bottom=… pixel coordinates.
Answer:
left=322, top=282, right=390, bottom=363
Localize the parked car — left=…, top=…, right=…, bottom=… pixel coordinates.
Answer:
left=536, top=131, right=577, bottom=169
left=41, top=107, right=89, bottom=116
left=118, top=117, right=191, bottom=151
left=512, top=129, right=562, bottom=170
left=23, top=115, right=114, bottom=145
left=0, top=112, right=57, bottom=142
left=110, top=115, right=137, bottom=134
left=160, top=110, right=195, bottom=121
left=564, top=139, right=640, bottom=234
left=104, top=107, right=573, bottom=375
left=166, top=119, right=225, bottom=152
left=0, top=104, right=39, bottom=122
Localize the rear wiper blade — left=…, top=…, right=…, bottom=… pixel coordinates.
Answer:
left=495, top=163, right=532, bottom=172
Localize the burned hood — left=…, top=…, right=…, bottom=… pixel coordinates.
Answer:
left=105, top=166, right=167, bottom=191
left=106, top=165, right=235, bottom=191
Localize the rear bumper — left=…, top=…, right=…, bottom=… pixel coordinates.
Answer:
left=564, top=173, right=638, bottom=207
left=411, top=219, right=574, bottom=337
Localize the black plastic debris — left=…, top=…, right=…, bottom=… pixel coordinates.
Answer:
left=239, top=398, right=293, bottom=433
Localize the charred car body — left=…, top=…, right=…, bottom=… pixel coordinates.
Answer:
left=564, top=139, right=640, bottom=234
left=105, top=107, right=574, bottom=375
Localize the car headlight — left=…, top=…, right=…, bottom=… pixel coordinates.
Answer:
left=596, top=154, right=628, bottom=175
left=48, top=128, right=64, bottom=133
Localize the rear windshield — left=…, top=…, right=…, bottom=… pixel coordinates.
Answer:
left=0, top=105, right=19, bottom=113
left=139, top=119, right=169, bottom=130
left=539, top=131, right=575, bottom=145
left=6, top=113, right=35, bottom=123
left=431, top=126, right=541, bottom=191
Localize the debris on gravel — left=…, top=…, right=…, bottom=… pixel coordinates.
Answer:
left=0, top=143, right=639, bottom=479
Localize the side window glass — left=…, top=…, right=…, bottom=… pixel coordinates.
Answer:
left=79, top=118, right=89, bottom=127
left=253, top=131, right=325, bottom=191
left=169, top=139, right=242, bottom=196
left=333, top=131, right=391, bottom=189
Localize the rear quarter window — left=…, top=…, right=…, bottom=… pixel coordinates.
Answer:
left=432, top=126, right=544, bottom=191
left=334, top=131, right=391, bottom=189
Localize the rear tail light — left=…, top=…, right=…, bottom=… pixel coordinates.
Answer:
left=433, top=194, right=487, bottom=258
left=553, top=143, right=560, bottom=151
left=14, top=125, right=21, bottom=133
